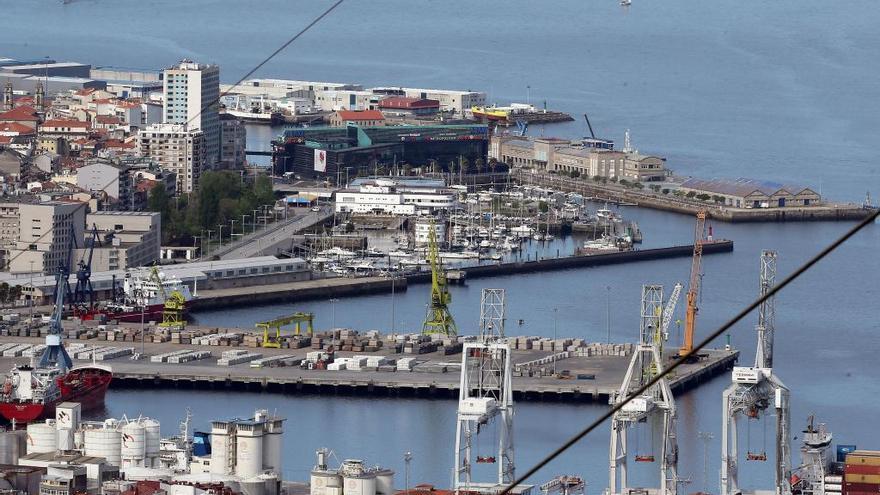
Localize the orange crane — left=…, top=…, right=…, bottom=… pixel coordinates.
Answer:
left=679, top=210, right=708, bottom=357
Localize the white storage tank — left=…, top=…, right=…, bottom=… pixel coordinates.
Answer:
left=241, top=476, right=267, bottom=495
left=235, top=423, right=264, bottom=479
left=263, top=421, right=283, bottom=474
left=341, top=461, right=376, bottom=495
left=57, top=428, right=74, bottom=451
left=120, top=421, right=146, bottom=464
left=84, top=427, right=122, bottom=466
left=0, top=430, right=26, bottom=464
left=26, top=420, right=57, bottom=454
left=311, top=469, right=343, bottom=495
left=210, top=420, right=233, bottom=475
left=144, top=419, right=161, bottom=457
left=374, top=469, right=394, bottom=495
left=260, top=473, right=280, bottom=495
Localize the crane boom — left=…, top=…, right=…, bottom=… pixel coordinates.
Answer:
left=660, top=282, right=682, bottom=342
left=679, top=211, right=707, bottom=357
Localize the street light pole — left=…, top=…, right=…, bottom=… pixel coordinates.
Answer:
left=217, top=225, right=225, bottom=247
left=329, top=298, right=339, bottom=329
left=404, top=452, right=412, bottom=495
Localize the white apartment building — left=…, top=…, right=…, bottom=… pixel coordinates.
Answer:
left=138, top=123, right=205, bottom=193
left=335, top=179, right=457, bottom=215
left=9, top=201, right=86, bottom=275
left=163, top=60, right=220, bottom=167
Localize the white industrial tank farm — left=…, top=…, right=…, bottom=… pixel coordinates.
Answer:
left=25, top=420, right=57, bottom=454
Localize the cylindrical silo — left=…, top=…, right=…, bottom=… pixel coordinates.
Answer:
left=143, top=419, right=161, bottom=457
left=210, top=422, right=232, bottom=475
left=343, top=473, right=376, bottom=495
left=0, top=430, right=26, bottom=464
left=121, top=421, right=146, bottom=467
left=311, top=469, right=343, bottom=495
left=241, top=477, right=266, bottom=495
left=84, top=427, right=122, bottom=466
left=259, top=473, right=280, bottom=495
left=235, top=424, right=264, bottom=479
left=263, top=427, right=282, bottom=474
left=374, top=469, right=394, bottom=495
left=57, top=428, right=74, bottom=451
left=26, top=420, right=57, bottom=454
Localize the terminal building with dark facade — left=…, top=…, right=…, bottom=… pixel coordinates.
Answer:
left=272, top=124, right=489, bottom=179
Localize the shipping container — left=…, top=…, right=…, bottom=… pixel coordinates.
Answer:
left=842, top=482, right=880, bottom=493
left=848, top=453, right=880, bottom=467
left=845, top=474, right=880, bottom=484
left=837, top=445, right=858, bottom=462
left=847, top=466, right=880, bottom=476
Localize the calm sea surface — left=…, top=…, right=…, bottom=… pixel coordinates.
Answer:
left=3, top=0, right=879, bottom=491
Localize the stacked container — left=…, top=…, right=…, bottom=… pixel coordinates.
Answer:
left=844, top=450, right=880, bottom=495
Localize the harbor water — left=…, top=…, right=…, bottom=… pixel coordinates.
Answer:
left=3, top=0, right=879, bottom=492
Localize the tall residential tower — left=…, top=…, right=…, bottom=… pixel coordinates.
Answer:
left=163, top=60, right=220, bottom=169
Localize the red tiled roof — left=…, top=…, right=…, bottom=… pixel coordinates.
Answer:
left=95, top=115, right=122, bottom=124
left=104, top=139, right=135, bottom=149
left=92, top=98, right=114, bottom=104
left=337, top=109, right=385, bottom=121
left=135, top=179, right=158, bottom=193
left=0, top=106, right=40, bottom=122
left=0, top=122, right=35, bottom=134
left=0, top=136, right=12, bottom=144
left=41, top=119, right=90, bottom=129
left=75, top=88, right=97, bottom=96
left=379, top=97, right=440, bottom=109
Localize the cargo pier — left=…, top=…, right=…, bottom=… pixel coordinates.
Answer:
left=0, top=332, right=738, bottom=403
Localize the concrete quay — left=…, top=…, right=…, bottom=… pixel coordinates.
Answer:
left=188, top=241, right=731, bottom=310
left=515, top=170, right=877, bottom=223
left=0, top=336, right=738, bottom=403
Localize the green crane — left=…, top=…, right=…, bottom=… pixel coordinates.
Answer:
left=421, top=220, right=457, bottom=336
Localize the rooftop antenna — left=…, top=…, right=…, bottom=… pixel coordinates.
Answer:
left=623, top=129, right=633, bottom=153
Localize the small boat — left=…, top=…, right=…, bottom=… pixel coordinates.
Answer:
left=620, top=0, right=632, bottom=5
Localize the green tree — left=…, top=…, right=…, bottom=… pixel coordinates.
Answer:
left=0, top=283, right=8, bottom=305
left=662, top=188, right=671, bottom=195
left=474, top=157, right=485, bottom=174
left=9, top=285, right=22, bottom=305
left=686, top=191, right=697, bottom=198
left=592, top=175, right=602, bottom=182
left=538, top=200, right=549, bottom=213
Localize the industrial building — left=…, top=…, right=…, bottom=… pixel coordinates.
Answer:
left=0, top=256, right=310, bottom=305
left=272, top=124, right=488, bottom=179
left=678, top=177, right=821, bottom=208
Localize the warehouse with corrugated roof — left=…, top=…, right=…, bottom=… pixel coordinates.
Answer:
left=678, top=177, right=821, bottom=208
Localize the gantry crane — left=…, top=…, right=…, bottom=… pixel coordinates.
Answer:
left=679, top=210, right=707, bottom=358
left=454, top=289, right=514, bottom=494
left=422, top=220, right=457, bottom=336
left=256, top=312, right=314, bottom=348
left=609, top=285, right=679, bottom=495
left=72, top=224, right=99, bottom=316
left=721, top=250, right=791, bottom=495
left=40, top=233, right=75, bottom=370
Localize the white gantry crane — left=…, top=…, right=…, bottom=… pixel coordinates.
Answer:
left=608, top=285, right=679, bottom=495
left=454, top=288, right=515, bottom=494
left=721, top=250, right=792, bottom=495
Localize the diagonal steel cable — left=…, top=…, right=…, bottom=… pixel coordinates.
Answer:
left=499, top=208, right=879, bottom=495
left=185, top=0, right=345, bottom=129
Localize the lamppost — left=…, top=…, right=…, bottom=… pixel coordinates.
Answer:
left=242, top=214, right=248, bottom=236
left=28, top=260, right=34, bottom=328
left=329, top=298, right=339, bottom=329
left=217, top=225, right=225, bottom=247
left=230, top=220, right=237, bottom=241
left=404, top=452, right=412, bottom=495
left=252, top=209, right=259, bottom=233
